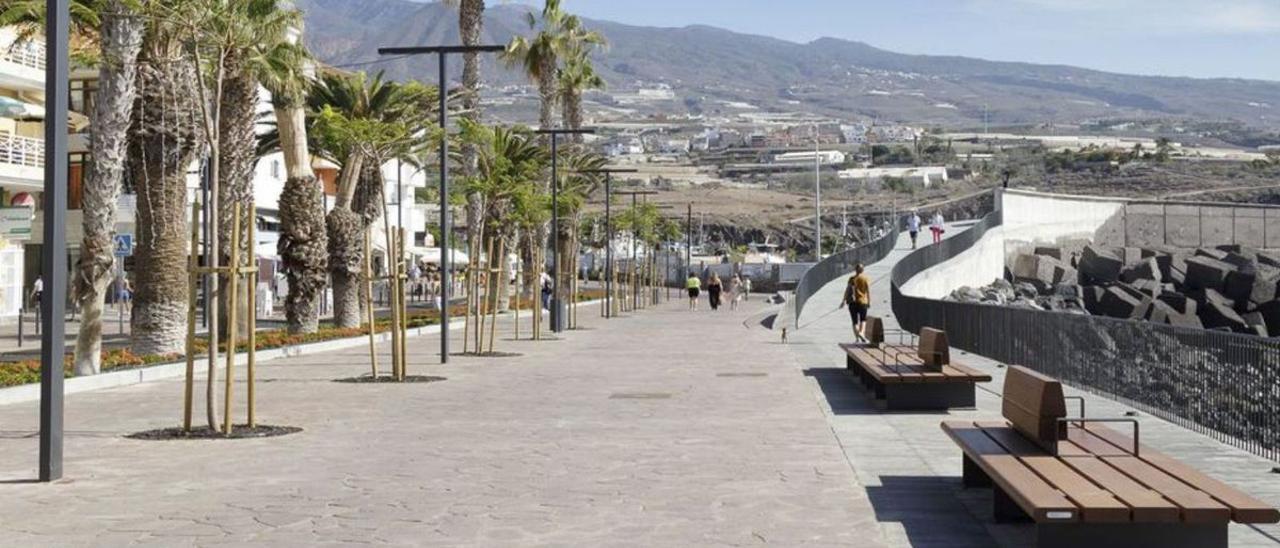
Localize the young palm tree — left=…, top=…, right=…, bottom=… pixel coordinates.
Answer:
left=307, top=71, right=438, bottom=328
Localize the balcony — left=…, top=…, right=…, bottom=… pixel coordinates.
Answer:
left=0, top=30, right=44, bottom=92
left=0, top=131, right=43, bottom=191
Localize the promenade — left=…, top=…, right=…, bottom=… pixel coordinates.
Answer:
left=0, top=230, right=1278, bottom=546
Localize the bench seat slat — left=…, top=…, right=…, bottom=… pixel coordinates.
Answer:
left=1083, top=425, right=1280, bottom=524
left=942, top=421, right=1079, bottom=522
left=975, top=422, right=1131, bottom=523
left=1060, top=456, right=1181, bottom=523
left=842, top=346, right=987, bottom=383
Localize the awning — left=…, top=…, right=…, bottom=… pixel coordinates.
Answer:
left=0, top=97, right=91, bottom=132
left=412, top=247, right=469, bottom=266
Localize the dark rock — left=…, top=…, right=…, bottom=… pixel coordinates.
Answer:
left=1222, top=252, right=1257, bottom=272
left=1121, top=258, right=1162, bottom=284
left=1253, top=301, right=1280, bottom=337
left=1195, top=248, right=1229, bottom=261
left=1199, top=294, right=1250, bottom=333
left=1256, top=251, right=1280, bottom=268
left=1184, top=256, right=1234, bottom=291
left=1114, top=283, right=1147, bottom=302
left=1223, top=269, right=1257, bottom=303
left=1130, top=279, right=1164, bottom=298
left=1243, top=311, right=1269, bottom=337
left=1079, top=246, right=1123, bottom=284
left=1098, top=286, right=1142, bottom=319
left=1034, top=246, right=1062, bottom=260
left=1082, top=286, right=1105, bottom=314
left=1158, top=292, right=1196, bottom=316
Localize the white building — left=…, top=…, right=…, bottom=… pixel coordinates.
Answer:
left=838, top=166, right=949, bottom=187
left=773, top=150, right=846, bottom=167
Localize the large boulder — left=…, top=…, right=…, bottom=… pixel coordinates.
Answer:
left=1158, top=292, right=1197, bottom=316
left=1079, top=246, right=1123, bottom=284
left=1184, top=255, right=1234, bottom=291
left=1034, top=246, right=1062, bottom=261
left=1097, top=286, right=1143, bottom=319
left=1252, top=301, right=1280, bottom=338
left=1012, top=253, right=1075, bottom=292
left=1121, top=257, right=1163, bottom=284
left=1243, top=311, right=1269, bottom=338
left=1199, top=292, right=1250, bottom=333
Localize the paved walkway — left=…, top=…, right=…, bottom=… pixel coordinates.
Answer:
left=786, top=228, right=1280, bottom=547
left=0, top=294, right=881, bottom=546
left=1, top=229, right=1278, bottom=547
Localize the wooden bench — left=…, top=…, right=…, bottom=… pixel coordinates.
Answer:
left=943, top=366, right=1279, bottom=548
left=839, top=323, right=991, bottom=410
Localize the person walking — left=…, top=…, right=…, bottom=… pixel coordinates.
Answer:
left=30, top=275, right=42, bottom=308
left=728, top=274, right=743, bottom=311
left=742, top=276, right=752, bottom=301
left=540, top=269, right=553, bottom=311
left=907, top=211, right=921, bottom=249
left=707, top=273, right=724, bottom=311
left=685, top=272, right=702, bottom=310
left=839, top=263, right=872, bottom=343
left=930, top=211, right=946, bottom=244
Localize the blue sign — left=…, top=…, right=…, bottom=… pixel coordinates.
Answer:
left=114, top=234, right=133, bottom=257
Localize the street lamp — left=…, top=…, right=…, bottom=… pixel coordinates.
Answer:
left=39, top=0, right=69, bottom=482
left=578, top=168, right=637, bottom=318
left=535, top=127, right=595, bottom=333
left=377, top=44, right=505, bottom=364
left=614, top=189, right=658, bottom=311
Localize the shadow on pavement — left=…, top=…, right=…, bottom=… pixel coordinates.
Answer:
left=866, top=475, right=1011, bottom=548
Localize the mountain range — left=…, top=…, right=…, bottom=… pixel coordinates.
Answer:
left=296, top=0, right=1280, bottom=132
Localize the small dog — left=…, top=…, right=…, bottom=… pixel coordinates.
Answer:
left=781, top=328, right=788, bottom=344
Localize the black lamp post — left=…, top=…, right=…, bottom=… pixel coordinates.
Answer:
left=39, top=0, right=69, bottom=482
left=376, top=44, right=504, bottom=364
left=578, top=168, right=637, bottom=318
left=535, top=128, right=594, bottom=333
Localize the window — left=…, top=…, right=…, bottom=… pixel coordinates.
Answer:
left=270, top=160, right=281, bottom=179
left=68, top=152, right=87, bottom=210
left=69, top=79, right=98, bottom=116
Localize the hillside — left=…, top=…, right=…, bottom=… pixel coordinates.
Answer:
left=296, top=0, right=1280, bottom=130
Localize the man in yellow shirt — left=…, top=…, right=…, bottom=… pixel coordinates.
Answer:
left=839, top=263, right=872, bottom=342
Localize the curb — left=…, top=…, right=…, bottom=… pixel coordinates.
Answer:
left=0, top=299, right=604, bottom=406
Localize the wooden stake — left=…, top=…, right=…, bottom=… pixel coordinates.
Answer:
left=247, top=204, right=257, bottom=428
left=223, top=204, right=241, bottom=436
left=183, top=201, right=200, bottom=432
left=382, top=216, right=401, bottom=381
left=514, top=247, right=521, bottom=340
left=364, top=228, right=377, bottom=378
left=398, top=229, right=408, bottom=380
left=488, top=238, right=503, bottom=353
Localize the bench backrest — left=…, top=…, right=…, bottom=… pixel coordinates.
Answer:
left=1002, top=365, right=1067, bottom=451
left=865, top=317, right=884, bottom=347
left=917, top=327, right=950, bottom=370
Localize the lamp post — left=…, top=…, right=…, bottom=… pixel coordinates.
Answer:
left=578, top=168, right=637, bottom=318
left=535, top=128, right=595, bottom=333
left=614, top=189, right=658, bottom=311
left=377, top=44, right=505, bottom=364
left=40, top=0, right=69, bottom=482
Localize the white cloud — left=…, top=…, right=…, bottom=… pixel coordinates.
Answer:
left=967, top=0, right=1280, bottom=34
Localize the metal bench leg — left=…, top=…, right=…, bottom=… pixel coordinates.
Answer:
left=962, top=454, right=991, bottom=488
left=1036, top=523, right=1226, bottom=548
left=993, top=484, right=1031, bottom=523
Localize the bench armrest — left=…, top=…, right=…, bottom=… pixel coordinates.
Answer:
left=1063, top=396, right=1085, bottom=419
left=1054, top=418, right=1139, bottom=457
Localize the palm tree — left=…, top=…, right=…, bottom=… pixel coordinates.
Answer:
left=0, top=0, right=145, bottom=375
left=446, top=0, right=488, bottom=306
left=503, top=0, right=571, bottom=133
left=129, top=6, right=202, bottom=358
left=557, top=50, right=604, bottom=138
left=307, top=71, right=438, bottom=328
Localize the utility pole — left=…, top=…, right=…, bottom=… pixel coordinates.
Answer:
left=536, top=128, right=596, bottom=332
left=40, top=0, right=69, bottom=482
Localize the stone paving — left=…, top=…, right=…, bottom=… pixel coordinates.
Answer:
left=0, top=229, right=1278, bottom=547
left=786, top=228, right=1280, bottom=547
left=0, top=294, right=882, bottom=546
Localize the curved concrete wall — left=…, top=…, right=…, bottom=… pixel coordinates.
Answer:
left=901, top=190, right=1124, bottom=299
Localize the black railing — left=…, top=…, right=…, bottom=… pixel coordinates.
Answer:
left=891, top=209, right=1280, bottom=463
left=794, top=224, right=899, bottom=329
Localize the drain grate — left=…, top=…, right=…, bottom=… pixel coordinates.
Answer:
left=717, top=372, right=768, bottom=378
left=609, top=392, right=672, bottom=400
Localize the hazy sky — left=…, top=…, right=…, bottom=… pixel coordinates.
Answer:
left=482, top=0, right=1280, bottom=81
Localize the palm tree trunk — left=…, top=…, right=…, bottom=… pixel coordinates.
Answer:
left=273, top=93, right=327, bottom=334
left=460, top=0, right=486, bottom=285
left=73, top=0, right=143, bottom=376
left=217, top=63, right=258, bottom=336
left=329, top=159, right=382, bottom=329
left=130, top=56, right=200, bottom=356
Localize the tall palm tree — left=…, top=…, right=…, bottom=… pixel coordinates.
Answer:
left=502, top=0, right=570, bottom=133
left=0, top=0, right=145, bottom=375
left=129, top=6, right=202, bottom=358
left=446, top=0, right=488, bottom=305
left=557, top=48, right=604, bottom=137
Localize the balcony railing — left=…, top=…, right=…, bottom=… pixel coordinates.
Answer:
left=0, top=132, right=44, bottom=169
left=0, top=40, right=45, bottom=71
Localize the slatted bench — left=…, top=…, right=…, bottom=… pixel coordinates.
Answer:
left=839, top=322, right=991, bottom=410
left=942, top=365, right=1279, bottom=548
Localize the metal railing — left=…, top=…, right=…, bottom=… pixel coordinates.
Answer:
left=0, top=132, right=44, bottom=168
left=1, top=39, right=45, bottom=70
left=891, top=209, right=1280, bottom=463
left=793, top=223, right=899, bottom=328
